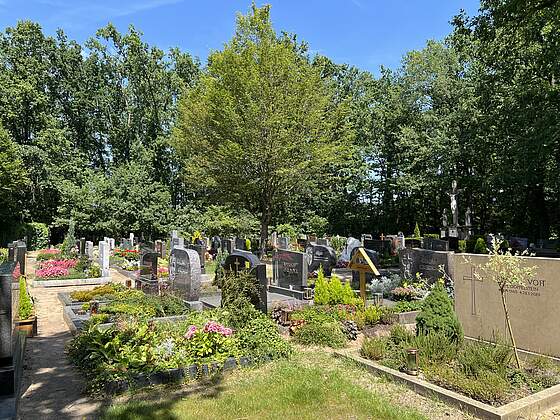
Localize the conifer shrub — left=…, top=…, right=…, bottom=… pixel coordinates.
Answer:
left=415, top=282, right=463, bottom=344
left=474, top=237, right=487, bottom=254
left=18, top=276, right=33, bottom=320
left=414, top=222, right=421, bottom=239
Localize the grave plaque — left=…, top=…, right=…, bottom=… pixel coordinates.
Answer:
left=422, top=237, right=449, bottom=252
left=273, top=249, right=308, bottom=291
left=306, top=244, right=337, bottom=276
left=169, top=247, right=201, bottom=301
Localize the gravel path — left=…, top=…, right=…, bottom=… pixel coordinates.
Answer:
left=18, top=260, right=128, bottom=419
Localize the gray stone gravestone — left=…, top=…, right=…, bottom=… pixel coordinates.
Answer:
left=399, top=248, right=451, bottom=283
left=85, top=241, right=94, bottom=260
left=170, top=246, right=202, bottom=306
left=221, top=238, right=234, bottom=254
left=140, top=248, right=159, bottom=281
left=235, top=237, right=247, bottom=251
left=306, top=244, right=337, bottom=276
left=0, top=262, right=16, bottom=395
left=188, top=243, right=205, bottom=269
left=278, top=237, right=289, bottom=250
left=98, top=241, right=110, bottom=277
left=316, top=238, right=330, bottom=246
left=171, top=236, right=184, bottom=253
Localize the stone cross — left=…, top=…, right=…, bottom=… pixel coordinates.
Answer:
left=447, top=180, right=462, bottom=227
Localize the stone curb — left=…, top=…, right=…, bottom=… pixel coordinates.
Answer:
left=334, top=349, right=560, bottom=420
left=31, top=277, right=112, bottom=288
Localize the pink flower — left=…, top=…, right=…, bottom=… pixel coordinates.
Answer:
left=202, top=321, right=232, bottom=337
left=185, top=325, right=198, bottom=339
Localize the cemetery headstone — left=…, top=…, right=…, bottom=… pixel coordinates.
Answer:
left=15, top=242, right=27, bottom=275
left=405, top=238, right=422, bottom=249
left=306, top=244, right=337, bottom=276
left=361, top=234, right=373, bottom=243
left=235, top=237, right=247, bottom=251
left=296, top=237, right=308, bottom=249
left=363, top=239, right=392, bottom=256
left=399, top=247, right=451, bottom=283
left=155, top=240, right=163, bottom=257
left=140, top=248, right=159, bottom=281
left=510, top=237, right=529, bottom=252
left=221, top=238, right=234, bottom=254
left=98, top=240, right=110, bottom=277
left=85, top=241, right=94, bottom=260
left=0, top=261, right=17, bottom=394
left=422, top=237, right=449, bottom=252
left=223, top=250, right=267, bottom=312
left=169, top=246, right=201, bottom=303
left=79, top=238, right=86, bottom=255
left=278, top=237, right=289, bottom=250
left=316, top=238, right=330, bottom=246
left=271, top=232, right=278, bottom=248
left=308, top=235, right=317, bottom=243
left=188, top=243, right=206, bottom=269
left=171, top=236, right=184, bottom=253
left=129, top=232, right=134, bottom=246
left=341, top=236, right=361, bottom=261
left=273, top=249, right=308, bottom=291
left=7, top=243, right=15, bottom=261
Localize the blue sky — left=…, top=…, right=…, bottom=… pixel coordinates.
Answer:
left=2, top=0, right=480, bottom=73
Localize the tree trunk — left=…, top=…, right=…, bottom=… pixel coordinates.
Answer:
left=260, top=210, right=270, bottom=255
left=500, top=289, right=520, bottom=368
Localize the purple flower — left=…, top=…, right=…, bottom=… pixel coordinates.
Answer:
left=185, top=325, right=197, bottom=339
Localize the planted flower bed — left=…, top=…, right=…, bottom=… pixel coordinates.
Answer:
left=34, top=253, right=102, bottom=281
left=68, top=304, right=292, bottom=394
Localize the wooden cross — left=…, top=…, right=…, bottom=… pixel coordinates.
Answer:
left=463, top=267, right=483, bottom=316
left=348, top=248, right=381, bottom=305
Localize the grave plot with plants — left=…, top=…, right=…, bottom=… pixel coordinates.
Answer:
left=358, top=282, right=560, bottom=406
left=34, top=250, right=101, bottom=281
left=110, top=248, right=139, bottom=272
left=68, top=294, right=292, bottom=394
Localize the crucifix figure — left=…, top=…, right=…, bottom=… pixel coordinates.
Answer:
left=447, top=180, right=463, bottom=227
left=465, top=207, right=472, bottom=227
left=463, top=267, right=483, bottom=316
left=442, top=208, right=448, bottom=227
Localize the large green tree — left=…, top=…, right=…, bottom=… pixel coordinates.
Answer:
left=173, top=4, right=344, bottom=245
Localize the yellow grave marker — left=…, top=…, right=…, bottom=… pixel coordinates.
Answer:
left=348, top=247, right=380, bottom=304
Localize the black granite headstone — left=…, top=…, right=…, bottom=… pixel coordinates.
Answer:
left=140, top=249, right=158, bottom=281
left=422, top=237, right=449, bottom=252
left=221, top=238, right=234, bottom=254
left=15, top=243, right=27, bottom=275
left=363, top=239, right=392, bottom=256
left=306, top=244, right=337, bottom=276
left=273, top=249, right=308, bottom=290
left=234, top=238, right=247, bottom=251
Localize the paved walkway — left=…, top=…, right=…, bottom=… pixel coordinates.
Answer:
left=18, top=261, right=128, bottom=419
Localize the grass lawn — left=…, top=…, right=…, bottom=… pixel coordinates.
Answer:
left=103, top=351, right=430, bottom=420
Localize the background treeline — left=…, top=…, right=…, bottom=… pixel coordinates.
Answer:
left=1, top=0, right=558, bottom=245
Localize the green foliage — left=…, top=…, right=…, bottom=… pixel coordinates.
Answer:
left=235, top=316, right=293, bottom=361
left=0, top=248, right=7, bottom=264
left=301, top=214, right=329, bottom=236
left=173, top=4, right=343, bottom=244
left=18, top=276, right=33, bottom=320
left=474, top=238, right=487, bottom=254
left=275, top=224, right=297, bottom=241
left=360, top=337, right=387, bottom=360
left=362, top=305, right=381, bottom=325
left=197, top=205, right=260, bottom=238
left=458, top=240, right=466, bottom=253
left=220, top=270, right=262, bottom=321
left=393, top=300, right=424, bottom=313
left=61, top=220, right=76, bottom=257
left=415, top=283, right=463, bottom=344
left=413, top=223, right=421, bottom=239
left=458, top=340, right=512, bottom=378
left=293, top=322, right=347, bottom=348
left=313, top=269, right=359, bottom=306
left=70, top=283, right=125, bottom=303
left=389, top=324, right=414, bottom=345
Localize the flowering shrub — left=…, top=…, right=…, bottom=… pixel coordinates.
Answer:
left=36, top=259, right=78, bottom=278
left=157, top=266, right=169, bottom=278
left=390, top=286, right=417, bottom=301
left=113, top=248, right=139, bottom=261
left=184, top=321, right=235, bottom=359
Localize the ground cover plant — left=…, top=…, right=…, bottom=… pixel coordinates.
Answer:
left=70, top=283, right=126, bottom=302
left=110, top=249, right=139, bottom=272
left=68, top=303, right=292, bottom=393
left=359, top=284, right=560, bottom=406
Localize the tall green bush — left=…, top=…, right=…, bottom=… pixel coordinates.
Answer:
left=18, top=276, right=33, bottom=320
left=314, top=266, right=329, bottom=305
left=413, top=222, right=421, bottom=239
left=313, top=268, right=358, bottom=306
left=61, top=220, right=76, bottom=257
left=25, top=222, right=49, bottom=251
left=416, top=282, right=463, bottom=343
left=474, top=238, right=487, bottom=254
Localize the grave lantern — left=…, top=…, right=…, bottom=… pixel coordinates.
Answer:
left=303, top=287, right=313, bottom=300
left=372, top=292, right=383, bottom=306
left=406, top=348, right=418, bottom=376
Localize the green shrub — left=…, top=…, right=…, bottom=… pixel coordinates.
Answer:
left=18, top=276, right=34, bottom=320
left=474, top=237, right=487, bottom=254
left=0, top=248, right=7, bottom=264
left=61, top=220, right=77, bottom=257
left=361, top=337, right=387, bottom=360
left=416, top=283, right=463, bottom=343
left=423, top=233, right=440, bottom=239
left=413, top=332, right=457, bottom=364
left=413, top=222, right=421, bottom=239
left=70, top=283, right=125, bottom=302
left=294, top=322, right=347, bottom=348
left=393, top=300, right=423, bottom=313
left=363, top=305, right=381, bottom=325
left=379, top=306, right=396, bottom=324
left=235, top=316, right=293, bottom=361
left=458, top=240, right=467, bottom=253
left=389, top=324, right=414, bottom=345
left=313, top=266, right=329, bottom=305
left=458, top=340, right=512, bottom=378
left=25, top=222, right=49, bottom=251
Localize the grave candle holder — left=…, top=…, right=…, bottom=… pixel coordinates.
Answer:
left=126, top=278, right=132, bottom=288
left=372, top=293, right=383, bottom=306
left=90, top=300, right=99, bottom=315
left=303, top=287, right=313, bottom=300
left=406, top=348, right=418, bottom=376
